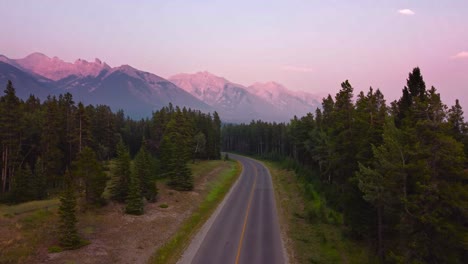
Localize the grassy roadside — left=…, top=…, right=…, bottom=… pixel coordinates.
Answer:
left=0, top=203, right=58, bottom=263
left=0, top=199, right=59, bottom=218
left=262, top=160, right=375, bottom=264
left=150, top=159, right=241, bottom=264
left=0, top=160, right=240, bottom=264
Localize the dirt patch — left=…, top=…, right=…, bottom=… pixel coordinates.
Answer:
left=25, top=161, right=230, bottom=264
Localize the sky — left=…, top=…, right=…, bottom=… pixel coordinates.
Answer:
left=1, top=0, right=468, bottom=110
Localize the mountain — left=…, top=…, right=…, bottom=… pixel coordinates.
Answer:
left=0, top=61, right=52, bottom=99
left=0, top=53, right=211, bottom=118
left=72, top=65, right=212, bottom=117
left=170, top=72, right=320, bottom=122
left=13, top=52, right=111, bottom=81
left=0, top=53, right=321, bottom=122
left=247, top=81, right=320, bottom=117
left=169, top=72, right=293, bottom=122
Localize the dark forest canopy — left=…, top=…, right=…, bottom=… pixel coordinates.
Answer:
left=0, top=79, right=222, bottom=204
left=222, top=68, right=468, bottom=263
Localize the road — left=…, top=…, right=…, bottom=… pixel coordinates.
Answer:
left=178, top=154, right=286, bottom=264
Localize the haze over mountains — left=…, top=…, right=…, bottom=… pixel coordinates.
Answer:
left=0, top=53, right=320, bottom=122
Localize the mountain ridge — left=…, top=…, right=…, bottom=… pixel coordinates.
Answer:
left=170, top=71, right=320, bottom=121
left=0, top=53, right=321, bottom=122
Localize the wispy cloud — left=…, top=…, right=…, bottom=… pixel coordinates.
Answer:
left=398, top=9, right=415, bottom=15
left=452, top=51, right=468, bottom=59
left=282, top=65, right=314, bottom=73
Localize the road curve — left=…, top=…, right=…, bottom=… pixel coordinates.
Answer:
left=178, top=154, right=286, bottom=264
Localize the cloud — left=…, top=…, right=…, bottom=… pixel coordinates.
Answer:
left=452, top=51, right=468, bottom=59
left=282, top=65, right=314, bottom=73
left=398, top=9, right=415, bottom=15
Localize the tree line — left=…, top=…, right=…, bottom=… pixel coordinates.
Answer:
left=222, top=68, right=467, bottom=263
left=0, top=80, right=221, bottom=248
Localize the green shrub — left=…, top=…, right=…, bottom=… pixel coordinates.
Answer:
left=159, top=203, right=169, bottom=208
left=48, top=245, right=63, bottom=253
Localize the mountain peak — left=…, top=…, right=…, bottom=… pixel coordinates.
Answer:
left=248, top=81, right=288, bottom=95
left=196, top=71, right=218, bottom=77
left=11, top=52, right=111, bottom=80
left=251, top=81, right=284, bottom=88
left=170, top=71, right=229, bottom=85
left=116, top=64, right=140, bottom=74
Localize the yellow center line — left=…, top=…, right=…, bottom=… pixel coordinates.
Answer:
left=235, top=162, right=258, bottom=264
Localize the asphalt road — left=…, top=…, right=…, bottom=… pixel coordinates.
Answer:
left=178, top=154, right=286, bottom=264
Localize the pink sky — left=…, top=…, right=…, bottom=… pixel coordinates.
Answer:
left=1, top=0, right=467, bottom=112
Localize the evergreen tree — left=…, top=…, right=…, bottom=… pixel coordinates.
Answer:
left=42, top=96, right=64, bottom=188
left=73, top=147, right=107, bottom=206
left=212, top=112, right=222, bottom=159
left=447, top=99, right=468, bottom=156
left=110, top=140, right=131, bottom=202
left=125, top=169, right=144, bottom=215
left=160, top=110, right=194, bottom=191
left=193, top=132, right=206, bottom=161
left=0, top=80, right=21, bottom=194
left=32, top=158, right=47, bottom=200
left=58, top=173, right=81, bottom=249
left=169, top=161, right=193, bottom=191
left=133, top=145, right=157, bottom=202
left=75, top=102, right=92, bottom=153
left=9, top=165, right=34, bottom=203
left=356, top=119, right=407, bottom=260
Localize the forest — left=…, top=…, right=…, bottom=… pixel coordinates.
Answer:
left=222, top=68, right=467, bottom=263
left=0, top=79, right=221, bottom=248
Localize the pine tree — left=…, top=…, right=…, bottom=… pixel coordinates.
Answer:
left=110, top=140, right=131, bottom=202
left=0, top=80, right=21, bottom=194
left=212, top=112, right=222, bottom=159
left=9, top=165, right=34, bottom=203
left=32, top=158, right=47, bottom=200
left=447, top=99, right=468, bottom=155
left=73, top=147, right=107, bottom=206
left=169, top=161, right=193, bottom=191
left=125, top=169, right=144, bottom=215
left=58, top=173, right=81, bottom=249
left=133, top=145, right=157, bottom=202
left=356, top=119, right=407, bottom=260
left=42, top=96, right=64, bottom=188
left=75, top=102, right=92, bottom=153
left=193, top=132, right=206, bottom=161
left=160, top=112, right=194, bottom=191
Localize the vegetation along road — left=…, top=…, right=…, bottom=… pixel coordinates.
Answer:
left=179, top=154, right=287, bottom=264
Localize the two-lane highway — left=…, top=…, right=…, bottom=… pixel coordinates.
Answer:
left=178, top=154, right=286, bottom=264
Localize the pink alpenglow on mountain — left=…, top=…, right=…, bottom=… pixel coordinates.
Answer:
left=248, top=81, right=321, bottom=110
left=169, top=71, right=232, bottom=105
left=14, top=52, right=110, bottom=81
left=169, top=72, right=321, bottom=122
left=0, top=53, right=321, bottom=122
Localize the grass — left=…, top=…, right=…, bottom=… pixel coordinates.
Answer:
left=188, top=159, right=227, bottom=178
left=0, top=198, right=59, bottom=218
left=263, top=160, right=376, bottom=264
left=150, top=159, right=241, bottom=264
left=0, top=208, right=57, bottom=263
